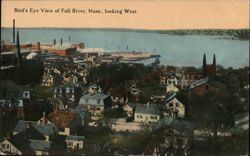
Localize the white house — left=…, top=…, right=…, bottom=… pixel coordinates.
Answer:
left=0, top=139, right=23, bottom=155
left=134, top=103, right=160, bottom=123
left=160, top=72, right=179, bottom=86
left=164, top=94, right=185, bottom=118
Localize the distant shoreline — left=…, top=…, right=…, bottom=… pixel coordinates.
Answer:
left=1, top=27, right=249, bottom=40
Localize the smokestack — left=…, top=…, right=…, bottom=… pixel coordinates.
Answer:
left=53, top=39, right=56, bottom=45
left=60, top=38, right=62, bottom=46
left=13, top=19, right=15, bottom=43
left=16, top=30, right=22, bottom=69
left=38, top=42, right=41, bottom=50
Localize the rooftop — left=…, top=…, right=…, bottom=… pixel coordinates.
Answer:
left=135, top=103, right=160, bottom=116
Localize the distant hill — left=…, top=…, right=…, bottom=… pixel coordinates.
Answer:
left=156, top=29, right=249, bottom=40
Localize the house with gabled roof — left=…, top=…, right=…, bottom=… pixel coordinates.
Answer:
left=13, top=118, right=58, bottom=142
left=78, top=92, right=111, bottom=121
left=1, top=114, right=56, bottom=155
left=160, top=72, right=179, bottom=86
left=134, top=103, right=161, bottom=123
left=163, top=93, right=185, bottom=118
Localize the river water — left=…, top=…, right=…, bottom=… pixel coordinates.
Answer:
left=1, top=28, right=249, bottom=68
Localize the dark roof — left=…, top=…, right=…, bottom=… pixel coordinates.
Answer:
left=164, top=92, right=177, bottom=103
left=164, top=72, right=179, bottom=79
left=135, top=103, right=160, bottom=116
left=7, top=132, right=34, bottom=155
left=14, top=120, right=57, bottom=136
left=81, top=93, right=109, bottom=100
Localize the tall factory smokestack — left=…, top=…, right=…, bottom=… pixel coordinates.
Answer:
left=16, top=30, right=22, bottom=70
left=13, top=19, right=15, bottom=43
left=60, top=38, right=62, bottom=46
left=38, top=42, right=41, bottom=50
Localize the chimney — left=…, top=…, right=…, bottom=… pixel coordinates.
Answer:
left=53, top=39, right=56, bottom=45
left=13, top=19, right=15, bottom=43
left=60, top=38, right=63, bottom=46
left=43, top=112, right=46, bottom=124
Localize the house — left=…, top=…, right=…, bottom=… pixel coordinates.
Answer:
left=78, top=92, right=111, bottom=120
left=179, top=72, right=201, bottom=89
left=29, top=140, right=51, bottom=155
left=160, top=72, right=179, bottom=86
left=47, top=111, right=81, bottom=136
left=134, top=103, right=161, bottom=123
left=108, top=88, right=125, bottom=105
left=54, top=84, right=82, bottom=104
left=14, top=118, right=58, bottom=141
left=1, top=115, right=56, bottom=155
left=0, top=99, right=24, bottom=118
left=166, top=83, right=179, bottom=93
left=65, top=135, right=84, bottom=150
left=163, top=93, right=185, bottom=118
left=63, top=73, right=79, bottom=84
left=41, top=72, right=61, bottom=87
left=88, top=84, right=103, bottom=94
left=0, top=133, right=33, bottom=155
left=189, top=77, right=227, bottom=95
left=78, top=68, right=89, bottom=77
left=123, top=103, right=136, bottom=117
left=22, top=90, right=33, bottom=101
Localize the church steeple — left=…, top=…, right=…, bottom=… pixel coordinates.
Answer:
left=203, top=53, right=207, bottom=78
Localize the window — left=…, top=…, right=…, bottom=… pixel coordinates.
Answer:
left=6, top=144, right=9, bottom=149
left=169, top=102, right=173, bottom=107
left=97, top=100, right=100, bottom=104
left=67, top=141, right=73, bottom=146
left=137, top=115, right=142, bottom=119
left=150, top=116, right=157, bottom=120
left=175, top=103, right=179, bottom=107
